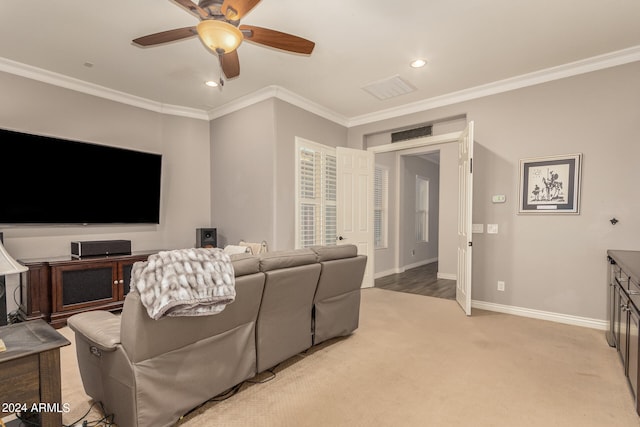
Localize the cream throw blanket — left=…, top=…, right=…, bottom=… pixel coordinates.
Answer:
left=131, top=248, right=236, bottom=320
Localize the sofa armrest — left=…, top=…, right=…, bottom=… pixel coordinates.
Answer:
left=67, top=311, right=122, bottom=352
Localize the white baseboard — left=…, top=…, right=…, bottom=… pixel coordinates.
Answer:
left=403, top=257, right=437, bottom=271
left=374, top=257, right=438, bottom=279
left=374, top=268, right=401, bottom=279
left=471, top=300, right=608, bottom=330
left=437, top=272, right=457, bottom=280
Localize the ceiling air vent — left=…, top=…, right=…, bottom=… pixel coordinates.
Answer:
left=361, top=75, right=416, bottom=100
left=391, top=125, right=433, bottom=143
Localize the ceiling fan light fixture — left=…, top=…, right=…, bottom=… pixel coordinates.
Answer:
left=197, top=20, right=243, bottom=53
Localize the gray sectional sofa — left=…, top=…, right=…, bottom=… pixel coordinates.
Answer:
left=67, top=244, right=366, bottom=427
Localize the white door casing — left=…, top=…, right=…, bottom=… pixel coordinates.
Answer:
left=366, top=126, right=474, bottom=315
left=456, top=122, right=474, bottom=315
left=336, top=147, right=374, bottom=288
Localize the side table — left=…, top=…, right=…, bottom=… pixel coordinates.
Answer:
left=0, top=320, right=70, bottom=427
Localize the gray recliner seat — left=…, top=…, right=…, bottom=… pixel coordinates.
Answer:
left=311, top=245, right=367, bottom=345
left=255, top=248, right=321, bottom=373
left=67, top=253, right=265, bottom=427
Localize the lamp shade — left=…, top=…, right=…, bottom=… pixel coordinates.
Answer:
left=197, top=20, right=243, bottom=54
left=0, top=240, right=27, bottom=276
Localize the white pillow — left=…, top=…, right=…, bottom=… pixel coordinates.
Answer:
left=223, top=245, right=250, bottom=255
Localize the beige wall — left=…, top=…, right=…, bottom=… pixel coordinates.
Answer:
left=210, top=98, right=347, bottom=251
left=273, top=99, right=349, bottom=250
left=349, top=62, right=640, bottom=320
left=366, top=130, right=459, bottom=279
left=0, top=71, right=211, bottom=311
left=372, top=151, right=397, bottom=275
left=400, top=155, right=440, bottom=267
left=3, top=59, right=638, bottom=323
left=210, top=99, right=277, bottom=248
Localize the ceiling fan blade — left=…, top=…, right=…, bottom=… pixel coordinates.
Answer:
left=173, top=0, right=210, bottom=19
left=239, top=25, right=315, bottom=54
left=220, top=50, right=240, bottom=78
left=133, top=27, right=197, bottom=47
left=221, top=0, right=261, bottom=20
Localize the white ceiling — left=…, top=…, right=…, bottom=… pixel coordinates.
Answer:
left=1, top=0, right=639, bottom=124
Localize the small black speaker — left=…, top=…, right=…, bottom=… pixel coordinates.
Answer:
left=196, top=228, right=217, bottom=248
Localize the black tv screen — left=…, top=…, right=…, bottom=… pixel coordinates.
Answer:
left=0, top=128, right=162, bottom=224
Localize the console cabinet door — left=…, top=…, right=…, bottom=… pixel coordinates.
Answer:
left=629, top=308, right=639, bottom=401
left=19, top=263, right=51, bottom=322
left=52, top=261, right=118, bottom=312
left=619, top=289, right=630, bottom=371
left=615, top=284, right=624, bottom=360
left=117, top=259, right=142, bottom=299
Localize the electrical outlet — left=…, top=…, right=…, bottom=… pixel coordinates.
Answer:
left=411, top=249, right=415, bottom=256
left=497, top=281, right=505, bottom=291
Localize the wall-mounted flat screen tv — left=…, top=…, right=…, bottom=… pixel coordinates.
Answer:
left=0, top=128, right=162, bottom=224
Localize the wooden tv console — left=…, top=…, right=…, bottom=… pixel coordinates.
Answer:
left=18, top=251, right=158, bottom=328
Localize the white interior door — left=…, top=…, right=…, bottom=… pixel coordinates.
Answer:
left=337, top=147, right=374, bottom=288
left=456, top=122, right=474, bottom=315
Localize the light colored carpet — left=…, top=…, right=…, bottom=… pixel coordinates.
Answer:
left=59, top=288, right=640, bottom=427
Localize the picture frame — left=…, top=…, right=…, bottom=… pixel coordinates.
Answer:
left=518, top=153, right=582, bottom=214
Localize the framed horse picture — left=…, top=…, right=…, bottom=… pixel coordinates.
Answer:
left=518, top=153, right=582, bottom=214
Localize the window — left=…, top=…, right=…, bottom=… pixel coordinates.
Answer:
left=295, top=138, right=337, bottom=248
left=416, top=176, right=429, bottom=242
left=374, top=165, right=389, bottom=249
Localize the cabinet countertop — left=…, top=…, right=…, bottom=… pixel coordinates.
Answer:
left=18, top=250, right=162, bottom=265
left=608, top=250, right=640, bottom=285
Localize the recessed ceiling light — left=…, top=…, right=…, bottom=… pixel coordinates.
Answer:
left=410, top=59, right=427, bottom=68
left=205, top=80, right=219, bottom=87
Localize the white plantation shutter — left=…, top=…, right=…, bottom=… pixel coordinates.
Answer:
left=299, top=148, right=321, bottom=248
left=324, top=154, right=337, bottom=246
left=416, top=176, right=429, bottom=242
left=295, top=139, right=337, bottom=248
left=374, top=165, right=388, bottom=249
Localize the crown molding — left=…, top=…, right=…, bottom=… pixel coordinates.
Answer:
left=0, top=57, right=210, bottom=121
left=207, top=85, right=350, bottom=126
left=347, top=45, right=640, bottom=127
left=2, top=45, right=639, bottom=127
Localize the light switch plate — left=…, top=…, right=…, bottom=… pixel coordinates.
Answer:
left=487, top=224, right=499, bottom=234
left=472, top=224, right=484, bottom=233
left=492, top=194, right=506, bottom=203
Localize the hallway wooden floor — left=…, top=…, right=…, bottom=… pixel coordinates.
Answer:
left=374, top=262, right=456, bottom=300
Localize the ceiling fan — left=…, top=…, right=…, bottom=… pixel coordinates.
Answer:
left=132, top=0, right=315, bottom=80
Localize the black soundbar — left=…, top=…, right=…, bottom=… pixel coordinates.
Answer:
left=71, top=240, right=132, bottom=258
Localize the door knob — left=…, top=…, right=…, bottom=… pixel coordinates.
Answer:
left=337, top=236, right=345, bottom=241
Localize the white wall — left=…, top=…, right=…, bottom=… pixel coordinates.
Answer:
left=0, top=71, right=211, bottom=313
left=348, top=62, right=640, bottom=321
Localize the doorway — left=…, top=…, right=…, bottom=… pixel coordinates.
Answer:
left=372, top=148, right=456, bottom=300
left=366, top=123, right=474, bottom=315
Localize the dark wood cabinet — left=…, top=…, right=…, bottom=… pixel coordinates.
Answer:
left=607, top=250, right=640, bottom=415
left=19, top=251, right=157, bottom=328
